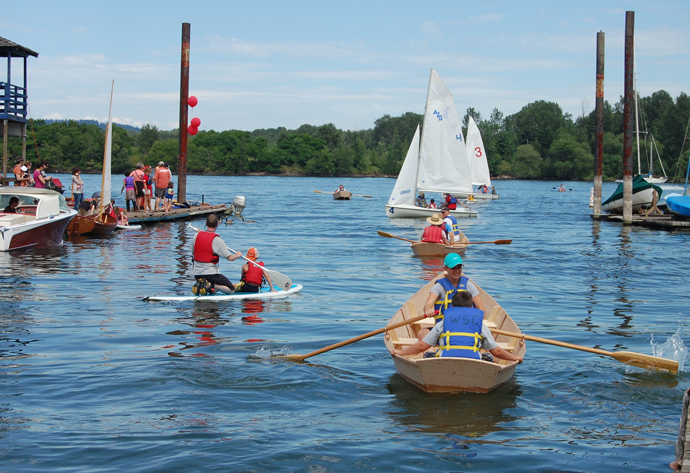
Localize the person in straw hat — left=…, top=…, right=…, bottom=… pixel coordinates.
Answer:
left=236, top=247, right=275, bottom=293
left=420, top=213, right=450, bottom=245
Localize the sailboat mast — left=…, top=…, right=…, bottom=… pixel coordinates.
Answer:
left=414, top=69, right=434, bottom=198
left=100, top=80, right=114, bottom=212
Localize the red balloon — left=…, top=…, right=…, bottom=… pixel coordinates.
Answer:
left=191, top=117, right=201, bottom=128
left=188, top=125, right=198, bottom=136
left=188, top=96, right=198, bottom=108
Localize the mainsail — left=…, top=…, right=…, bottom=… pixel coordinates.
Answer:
left=387, top=125, right=420, bottom=206
left=465, top=116, right=491, bottom=187
left=100, top=80, right=114, bottom=210
left=416, top=69, right=473, bottom=195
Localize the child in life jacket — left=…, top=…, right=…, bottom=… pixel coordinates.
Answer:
left=237, top=247, right=275, bottom=293
left=164, top=182, right=174, bottom=213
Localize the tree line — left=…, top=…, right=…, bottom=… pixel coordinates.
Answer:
left=5, top=89, right=689, bottom=181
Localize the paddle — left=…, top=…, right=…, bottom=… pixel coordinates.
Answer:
left=377, top=231, right=511, bottom=246
left=313, top=190, right=372, bottom=198
left=274, top=313, right=430, bottom=361
left=491, top=328, right=679, bottom=374
left=187, top=224, right=293, bottom=291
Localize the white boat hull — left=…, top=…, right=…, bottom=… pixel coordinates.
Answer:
left=144, top=284, right=303, bottom=302
left=465, top=193, right=499, bottom=201
left=601, top=187, right=655, bottom=213
left=385, top=204, right=477, bottom=219
left=643, top=176, right=667, bottom=184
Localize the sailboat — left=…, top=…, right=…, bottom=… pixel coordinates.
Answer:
left=385, top=70, right=478, bottom=219
left=465, top=116, right=499, bottom=200
left=67, top=81, right=118, bottom=237
left=642, top=134, right=668, bottom=184
left=665, top=122, right=690, bottom=218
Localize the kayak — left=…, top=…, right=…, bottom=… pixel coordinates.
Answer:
left=143, top=284, right=303, bottom=302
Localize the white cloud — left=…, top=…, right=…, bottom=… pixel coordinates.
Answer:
left=420, top=21, right=443, bottom=39
left=465, top=13, right=502, bottom=24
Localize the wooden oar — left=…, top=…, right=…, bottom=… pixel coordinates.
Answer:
left=314, top=190, right=372, bottom=198
left=275, top=313, right=429, bottom=361
left=187, top=224, right=293, bottom=291
left=377, top=231, right=511, bottom=246
left=491, top=328, right=679, bottom=374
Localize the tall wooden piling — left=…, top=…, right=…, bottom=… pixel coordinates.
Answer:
left=177, top=23, right=190, bottom=203
left=622, top=12, right=635, bottom=223
left=593, top=32, right=605, bottom=217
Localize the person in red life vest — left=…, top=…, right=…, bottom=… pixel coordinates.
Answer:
left=428, top=199, right=437, bottom=209
left=237, top=247, right=275, bottom=293
left=190, top=214, right=243, bottom=295
left=391, top=291, right=523, bottom=364
left=420, top=213, right=450, bottom=245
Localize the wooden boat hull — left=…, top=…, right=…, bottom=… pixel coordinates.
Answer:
left=333, top=191, right=352, bottom=200
left=384, top=275, right=525, bottom=393
left=67, top=214, right=117, bottom=237
left=411, top=233, right=469, bottom=257
left=385, top=204, right=477, bottom=219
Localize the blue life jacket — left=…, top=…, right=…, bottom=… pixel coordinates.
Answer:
left=437, top=306, right=485, bottom=359
left=433, top=276, right=469, bottom=321
left=444, top=215, right=460, bottom=237
left=449, top=196, right=458, bottom=205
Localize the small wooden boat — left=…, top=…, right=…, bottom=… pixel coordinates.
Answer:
left=67, top=213, right=117, bottom=237
left=333, top=190, right=352, bottom=200
left=384, top=274, right=525, bottom=393
left=411, top=231, right=469, bottom=257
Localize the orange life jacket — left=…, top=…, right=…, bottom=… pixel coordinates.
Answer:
left=421, top=225, right=444, bottom=243
left=194, top=231, right=220, bottom=264
left=242, top=261, right=265, bottom=286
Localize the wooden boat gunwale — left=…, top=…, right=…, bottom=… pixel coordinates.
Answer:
left=384, top=273, right=525, bottom=393
left=411, top=231, right=470, bottom=257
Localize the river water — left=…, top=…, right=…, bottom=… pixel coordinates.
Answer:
left=1, top=176, right=689, bottom=472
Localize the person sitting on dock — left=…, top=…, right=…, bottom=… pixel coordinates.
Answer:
left=236, top=247, right=275, bottom=293
left=190, top=214, right=243, bottom=295
left=419, top=254, right=486, bottom=330
left=3, top=196, right=19, bottom=213
left=420, top=213, right=450, bottom=245
left=391, top=291, right=523, bottom=364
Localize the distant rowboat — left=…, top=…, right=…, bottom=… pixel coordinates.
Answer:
left=411, top=231, right=469, bottom=257
left=333, top=190, right=352, bottom=200
left=384, top=274, right=525, bottom=393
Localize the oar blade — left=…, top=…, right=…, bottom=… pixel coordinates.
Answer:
left=377, top=230, right=393, bottom=238
left=267, top=269, right=292, bottom=291
left=495, top=239, right=512, bottom=245
left=611, top=351, right=679, bottom=374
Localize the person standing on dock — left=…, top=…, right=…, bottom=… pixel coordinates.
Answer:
left=131, top=163, right=146, bottom=211
left=190, top=214, right=243, bottom=295
left=153, top=161, right=171, bottom=211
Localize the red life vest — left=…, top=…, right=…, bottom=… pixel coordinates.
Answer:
left=242, top=261, right=265, bottom=285
left=421, top=225, right=444, bottom=243
left=194, top=231, right=220, bottom=264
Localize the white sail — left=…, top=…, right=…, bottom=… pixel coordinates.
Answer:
left=387, top=125, right=420, bottom=207
left=465, top=116, right=491, bottom=187
left=416, top=69, right=473, bottom=195
left=100, top=80, right=114, bottom=210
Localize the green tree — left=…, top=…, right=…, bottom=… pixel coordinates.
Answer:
left=545, top=130, right=593, bottom=180
left=508, top=100, right=571, bottom=157
left=510, top=144, right=542, bottom=178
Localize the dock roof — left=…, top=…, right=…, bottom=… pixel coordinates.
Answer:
left=0, top=36, right=39, bottom=58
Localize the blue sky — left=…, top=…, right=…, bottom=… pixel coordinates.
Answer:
left=1, top=1, right=688, bottom=132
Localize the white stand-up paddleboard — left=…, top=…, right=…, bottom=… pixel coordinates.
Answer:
left=116, top=225, right=142, bottom=230
left=143, top=284, right=303, bottom=302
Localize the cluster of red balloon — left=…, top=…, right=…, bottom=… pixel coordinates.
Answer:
left=187, top=96, right=201, bottom=136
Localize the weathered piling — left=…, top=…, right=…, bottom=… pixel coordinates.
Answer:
left=622, top=11, right=635, bottom=223
left=593, top=31, right=605, bottom=217
left=177, top=22, right=190, bottom=203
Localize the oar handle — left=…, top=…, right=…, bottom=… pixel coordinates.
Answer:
left=491, top=328, right=613, bottom=356
left=290, top=313, right=429, bottom=361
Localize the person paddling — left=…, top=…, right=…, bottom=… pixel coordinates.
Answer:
left=190, top=214, right=243, bottom=295
left=237, top=247, right=275, bottom=293
left=420, top=213, right=450, bottom=245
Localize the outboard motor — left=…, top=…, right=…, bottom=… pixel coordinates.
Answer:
left=225, top=195, right=247, bottom=222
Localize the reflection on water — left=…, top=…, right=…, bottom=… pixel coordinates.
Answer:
left=386, top=374, right=520, bottom=439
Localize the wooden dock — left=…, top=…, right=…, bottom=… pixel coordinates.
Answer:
left=127, top=204, right=227, bottom=224
left=593, top=213, right=690, bottom=230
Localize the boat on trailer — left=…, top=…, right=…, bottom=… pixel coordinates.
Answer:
left=0, top=188, right=76, bottom=251
left=384, top=274, right=525, bottom=393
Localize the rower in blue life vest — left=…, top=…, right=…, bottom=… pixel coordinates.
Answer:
left=190, top=214, right=243, bottom=295
left=440, top=206, right=461, bottom=245
left=237, top=247, right=275, bottom=293
left=391, top=291, right=523, bottom=364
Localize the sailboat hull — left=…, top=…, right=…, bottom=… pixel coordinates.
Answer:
left=385, top=204, right=477, bottom=219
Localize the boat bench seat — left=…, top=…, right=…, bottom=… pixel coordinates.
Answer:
left=393, top=337, right=514, bottom=352
left=412, top=318, right=498, bottom=329
left=0, top=214, right=34, bottom=226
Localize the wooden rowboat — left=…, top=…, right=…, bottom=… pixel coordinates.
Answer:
left=333, top=190, right=352, bottom=200
left=411, top=231, right=469, bottom=257
left=67, top=213, right=117, bottom=237
left=384, top=274, right=525, bottom=393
